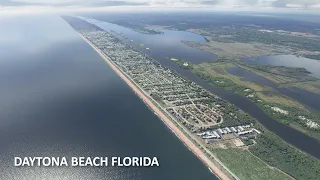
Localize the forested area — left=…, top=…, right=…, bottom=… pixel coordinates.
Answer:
left=250, top=132, right=320, bottom=180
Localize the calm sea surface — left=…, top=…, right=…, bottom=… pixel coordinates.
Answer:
left=0, top=15, right=216, bottom=180
left=79, top=15, right=320, bottom=159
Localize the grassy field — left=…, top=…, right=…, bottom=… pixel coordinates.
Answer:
left=192, top=61, right=320, bottom=140
left=193, top=62, right=268, bottom=91
left=183, top=29, right=286, bottom=59
left=237, top=63, right=298, bottom=84
left=213, top=148, right=292, bottom=180
left=192, top=62, right=306, bottom=109
left=255, top=91, right=306, bottom=109
left=280, top=80, right=320, bottom=94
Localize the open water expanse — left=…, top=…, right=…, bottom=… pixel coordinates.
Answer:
left=79, top=15, right=320, bottom=159
left=0, top=15, right=216, bottom=180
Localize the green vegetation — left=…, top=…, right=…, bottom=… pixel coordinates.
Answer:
left=280, top=80, right=320, bottom=94
left=254, top=91, right=305, bottom=109
left=218, top=103, right=255, bottom=127
left=213, top=148, right=292, bottom=180
left=243, top=138, right=255, bottom=146
left=168, top=57, right=193, bottom=70
left=303, top=54, right=320, bottom=60
left=255, top=101, right=320, bottom=140
left=207, top=76, right=249, bottom=95
left=183, top=39, right=280, bottom=59
left=68, top=17, right=320, bottom=180
left=200, top=26, right=320, bottom=52
left=250, top=132, right=320, bottom=180
left=189, top=90, right=256, bottom=127
left=192, top=61, right=274, bottom=94
left=238, top=61, right=316, bottom=82
left=192, top=66, right=261, bottom=97
left=191, top=60, right=320, bottom=141
left=192, top=62, right=305, bottom=107
left=129, top=25, right=163, bottom=34
left=150, top=93, right=164, bottom=105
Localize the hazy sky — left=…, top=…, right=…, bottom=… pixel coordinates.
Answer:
left=1, top=0, right=320, bottom=14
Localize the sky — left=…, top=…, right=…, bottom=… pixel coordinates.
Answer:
left=1, top=0, right=320, bottom=14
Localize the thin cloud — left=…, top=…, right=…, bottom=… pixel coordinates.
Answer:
left=1, top=0, right=319, bottom=7
left=1, top=0, right=320, bottom=13
left=2, top=0, right=148, bottom=6
left=272, top=0, right=320, bottom=8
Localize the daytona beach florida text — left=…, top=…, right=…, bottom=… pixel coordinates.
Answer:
left=14, top=157, right=159, bottom=167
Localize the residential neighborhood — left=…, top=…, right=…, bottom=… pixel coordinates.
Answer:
left=78, top=28, right=261, bottom=150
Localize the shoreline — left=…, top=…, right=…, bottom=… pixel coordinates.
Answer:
left=78, top=33, right=231, bottom=180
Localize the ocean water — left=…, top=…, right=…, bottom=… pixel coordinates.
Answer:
left=0, top=15, right=216, bottom=180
